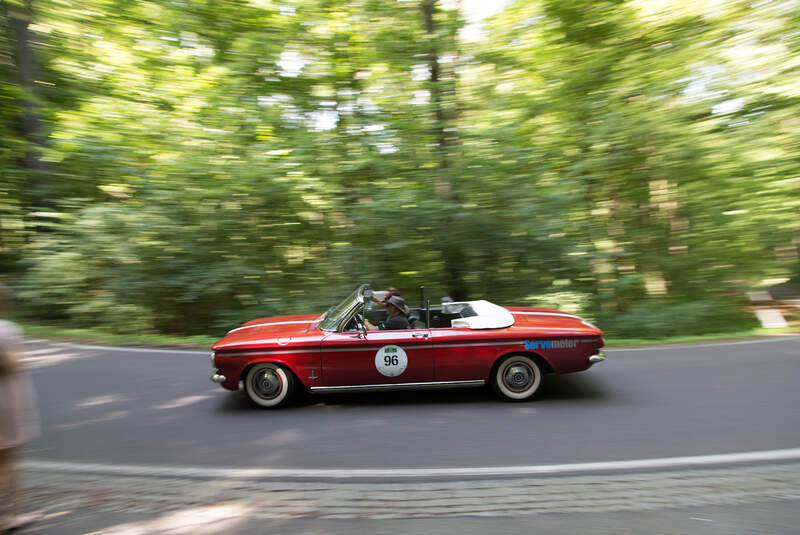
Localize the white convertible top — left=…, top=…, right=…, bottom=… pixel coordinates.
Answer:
left=445, top=300, right=515, bottom=329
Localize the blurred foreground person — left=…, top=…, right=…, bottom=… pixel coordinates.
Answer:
left=0, top=284, right=41, bottom=533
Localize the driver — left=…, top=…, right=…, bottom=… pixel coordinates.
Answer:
left=365, top=295, right=410, bottom=330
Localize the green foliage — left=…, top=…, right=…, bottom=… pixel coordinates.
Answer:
left=601, top=298, right=760, bottom=339
left=528, top=291, right=595, bottom=320
left=2, top=0, right=798, bottom=336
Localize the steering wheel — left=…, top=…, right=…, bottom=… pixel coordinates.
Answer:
left=353, top=308, right=368, bottom=330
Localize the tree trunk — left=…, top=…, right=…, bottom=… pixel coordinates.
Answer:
left=4, top=0, right=48, bottom=209
left=420, top=0, right=467, bottom=301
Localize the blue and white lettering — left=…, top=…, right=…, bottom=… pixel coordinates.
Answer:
left=524, top=339, right=577, bottom=350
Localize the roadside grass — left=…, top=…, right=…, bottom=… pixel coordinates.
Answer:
left=15, top=320, right=798, bottom=350
left=19, top=322, right=218, bottom=349
left=606, top=327, right=798, bottom=347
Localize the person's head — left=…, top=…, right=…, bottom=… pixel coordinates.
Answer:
left=385, top=295, right=409, bottom=317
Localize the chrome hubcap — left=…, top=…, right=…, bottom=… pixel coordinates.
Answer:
left=504, top=363, right=533, bottom=392
left=253, top=368, right=282, bottom=399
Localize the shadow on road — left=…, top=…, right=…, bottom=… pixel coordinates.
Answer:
left=542, top=374, right=610, bottom=401
left=214, top=373, right=609, bottom=412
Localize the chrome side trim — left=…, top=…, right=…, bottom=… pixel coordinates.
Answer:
left=320, top=347, right=389, bottom=353
left=431, top=340, right=524, bottom=349
left=216, top=349, right=317, bottom=357
left=219, top=338, right=597, bottom=357
left=220, top=343, right=521, bottom=357
left=319, top=341, right=527, bottom=352
left=309, top=380, right=485, bottom=394
left=216, top=339, right=299, bottom=348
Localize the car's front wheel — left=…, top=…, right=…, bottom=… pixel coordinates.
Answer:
left=492, top=354, right=544, bottom=401
left=244, top=363, right=294, bottom=408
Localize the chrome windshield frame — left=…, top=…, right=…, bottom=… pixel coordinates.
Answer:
left=318, top=284, right=369, bottom=332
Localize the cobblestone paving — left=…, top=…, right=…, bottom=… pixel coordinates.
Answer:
left=20, top=462, right=800, bottom=519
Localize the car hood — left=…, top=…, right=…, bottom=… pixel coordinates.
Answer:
left=211, top=313, right=323, bottom=351
left=505, top=306, right=603, bottom=335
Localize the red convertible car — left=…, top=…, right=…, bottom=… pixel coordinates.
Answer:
left=210, top=285, right=605, bottom=408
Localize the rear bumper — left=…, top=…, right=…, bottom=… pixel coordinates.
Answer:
left=589, top=350, right=606, bottom=364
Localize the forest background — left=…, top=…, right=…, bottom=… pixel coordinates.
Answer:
left=1, top=0, right=798, bottom=339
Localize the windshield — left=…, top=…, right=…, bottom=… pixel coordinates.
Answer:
left=318, top=284, right=368, bottom=331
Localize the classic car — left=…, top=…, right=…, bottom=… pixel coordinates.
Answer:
left=210, top=284, right=605, bottom=408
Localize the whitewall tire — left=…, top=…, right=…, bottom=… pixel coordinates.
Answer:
left=492, top=354, right=544, bottom=401
left=244, top=363, right=294, bottom=408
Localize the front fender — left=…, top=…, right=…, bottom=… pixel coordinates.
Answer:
left=225, top=350, right=321, bottom=392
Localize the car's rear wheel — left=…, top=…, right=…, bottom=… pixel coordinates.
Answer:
left=492, top=354, right=544, bottom=401
left=244, top=363, right=294, bottom=408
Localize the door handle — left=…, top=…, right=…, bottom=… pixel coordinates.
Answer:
left=412, top=332, right=429, bottom=338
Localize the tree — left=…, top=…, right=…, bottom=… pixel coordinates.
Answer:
left=4, top=0, right=797, bottom=337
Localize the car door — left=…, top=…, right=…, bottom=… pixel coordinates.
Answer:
left=430, top=328, right=500, bottom=382
left=320, top=327, right=433, bottom=386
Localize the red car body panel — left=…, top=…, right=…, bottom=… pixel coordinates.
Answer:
left=215, top=314, right=320, bottom=348
left=211, top=300, right=604, bottom=395
left=320, top=329, right=434, bottom=385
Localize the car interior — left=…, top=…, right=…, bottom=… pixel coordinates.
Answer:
left=362, top=302, right=478, bottom=330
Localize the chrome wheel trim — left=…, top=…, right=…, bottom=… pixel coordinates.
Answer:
left=495, top=355, right=542, bottom=401
left=245, top=364, right=289, bottom=407
left=503, top=363, right=534, bottom=393
left=251, top=367, right=283, bottom=400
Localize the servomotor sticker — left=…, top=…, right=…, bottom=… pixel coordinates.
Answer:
left=375, top=345, right=408, bottom=377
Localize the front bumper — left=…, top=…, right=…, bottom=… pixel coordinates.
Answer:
left=589, top=350, right=606, bottom=364
left=210, top=352, right=227, bottom=383
left=210, top=371, right=227, bottom=383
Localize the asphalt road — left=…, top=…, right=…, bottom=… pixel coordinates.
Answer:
left=22, top=336, right=800, bottom=470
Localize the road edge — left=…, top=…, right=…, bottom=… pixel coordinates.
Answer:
left=21, top=448, right=800, bottom=481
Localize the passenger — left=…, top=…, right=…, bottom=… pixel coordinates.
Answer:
left=366, top=295, right=410, bottom=331
left=371, top=287, right=401, bottom=309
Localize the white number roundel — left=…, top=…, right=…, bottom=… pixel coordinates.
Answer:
left=375, top=345, right=408, bottom=377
